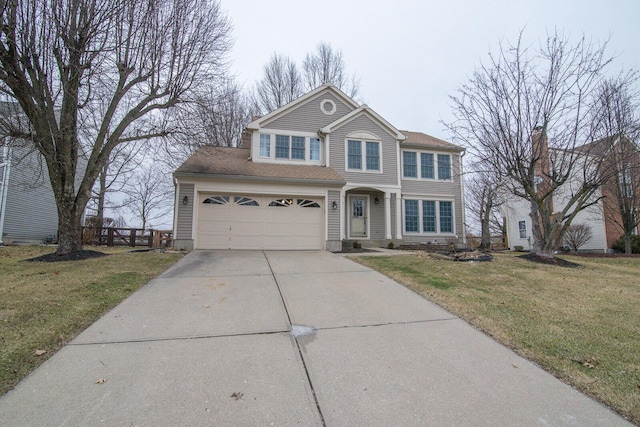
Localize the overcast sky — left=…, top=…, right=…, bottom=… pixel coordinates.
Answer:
left=222, top=0, right=640, bottom=141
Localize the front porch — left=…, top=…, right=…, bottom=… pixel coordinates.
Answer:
left=340, top=186, right=402, bottom=243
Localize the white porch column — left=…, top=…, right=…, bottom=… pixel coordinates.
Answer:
left=395, top=192, right=403, bottom=239
left=340, top=190, right=347, bottom=240
left=385, top=192, right=392, bottom=239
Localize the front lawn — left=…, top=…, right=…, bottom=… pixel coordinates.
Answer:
left=354, top=252, right=640, bottom=424
left=0, top=246, right=183, bottom=397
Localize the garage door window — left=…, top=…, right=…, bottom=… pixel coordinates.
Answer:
left=203, top=195, right=229, bottom=205
left=298, top=199, right=320, bottom=208
left=269, top=198, right=293, bottom=207
left=234, top=196, right=259, bottom=206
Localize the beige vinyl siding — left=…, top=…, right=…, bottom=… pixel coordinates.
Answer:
left=330, top=115, right=399, bottom=186
left=176, top=183, right=194, bottom=239
left=2, top=147, right=58, bottom=244
left=401, top=153, right=465, bottom=241
left=369, top=194, right=385, bottom=239
left=265, top=92, right=355, bottom=132
left=327, top=190, right=340, bottom=240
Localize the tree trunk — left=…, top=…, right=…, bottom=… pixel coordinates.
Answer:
left=56, top=194, right=85, bottom=254
left=625, top=235, right=632, bottom=254
left=480, top=217, right=492, bottom=250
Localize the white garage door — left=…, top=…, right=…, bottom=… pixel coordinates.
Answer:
left=196, top=194, right=324, bottom=250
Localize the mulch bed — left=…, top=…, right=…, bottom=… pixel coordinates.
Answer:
left=568, top=252, right=640, bottom=258
left=519, top=253, right=580, bottom=268
left=333, top=247, right=377, bottom=254
left=25, top=250, right=108, bottom=263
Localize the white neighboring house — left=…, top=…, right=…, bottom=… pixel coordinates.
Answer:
left=502, top=141, right=608, bottom=253
left=502, top=194, right=607, bottom=252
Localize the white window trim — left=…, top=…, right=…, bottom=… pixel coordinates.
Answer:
left=252, top=129, right=323, bottom=165
left=401, top=149, right=453, bottom=181
left=402, top=198, right=456, bottom=235
left=344, top=139, right=383, bottom=174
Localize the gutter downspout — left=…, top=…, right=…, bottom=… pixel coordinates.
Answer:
left=0, top=144, right=12, bottom=245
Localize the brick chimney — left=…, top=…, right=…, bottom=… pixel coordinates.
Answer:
left=532, top=126, right=549, bottom=178
left=240, top=129, right=252, bottom=150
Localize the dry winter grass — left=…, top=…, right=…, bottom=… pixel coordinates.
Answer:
left=355, top=251, right=640, bottom=424
left=0, top=246, right=182, bottom=397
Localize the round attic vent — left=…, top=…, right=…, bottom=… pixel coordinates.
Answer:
left=320, top=99, right=336, bottom=115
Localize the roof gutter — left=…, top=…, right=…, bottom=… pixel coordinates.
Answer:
left=173, top=171, right=346, bottom=187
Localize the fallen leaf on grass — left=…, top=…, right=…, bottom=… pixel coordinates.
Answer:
left=34, top=349, right=47, bottom=356
left=95, top=378, right=107, bottom=384
left=231, top=391, right=243, bottom=400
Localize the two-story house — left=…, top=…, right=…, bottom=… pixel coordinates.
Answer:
left=172, top=84, right=465, bottom=251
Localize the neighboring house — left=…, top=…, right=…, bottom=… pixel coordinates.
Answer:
left=0, top=144, right=59, bottom=244
left=173, top=84, right=466, bottom=251
left=502, top=132, right=638, bottom=253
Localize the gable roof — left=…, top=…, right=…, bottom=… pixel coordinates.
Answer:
left=319, top=105, right=406, bottom=141
left=246, top=84, right=360, bottom=130
left=175, top=146, right=345, bottom=185
left=400, top=130, right=464, bottom=152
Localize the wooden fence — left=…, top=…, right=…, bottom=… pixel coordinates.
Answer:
left=82, top=227, right=173, bottom=248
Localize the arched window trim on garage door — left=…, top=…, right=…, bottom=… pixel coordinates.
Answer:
left=203, top=195, right=229, bottom=205
left=234, top=196, right=260, bottom=206
left=269, top=198, right=293, bottom=207
left=297, top=199, right=320, bottom=208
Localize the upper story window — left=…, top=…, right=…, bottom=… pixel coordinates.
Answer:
left=403, top=152, right=417, bottom=178
left=259, top=134, right=271, bottom=158
left=438, top=154, right=451, bottom=180
left=257, top=132, right=321, bottom=164
left=402, top=150, right=452, bottom=180
left=347, top=139, right=381, bottom=172
left=310, top=138, right=321, bottom=161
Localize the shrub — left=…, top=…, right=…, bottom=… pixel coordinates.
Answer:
left=612, top=235, right=640, bottom=253
left=563, top=223, right=593, bottom=252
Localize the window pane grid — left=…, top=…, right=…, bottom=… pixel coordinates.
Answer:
left=439, top=201, right=453, bottom=232
left=405, top=200, right=419, bottom=232
left=421, top=153, right=434, bottom=179
left=366, top=141, right=380, bottom=171
left=310, top=138, right=320, bottom=161
left=403, top=152, right=417, bottom=178
left=275, top=135, right=290, bottom=159
left=422, top=200, right=436, bottom=232
left=291, top=136, right=305, bottom=160
left=438, top=154, right=451, bottom=180
left=348, top=140, right=362, bottom=169
left=259, top=134, right=271, bottom=157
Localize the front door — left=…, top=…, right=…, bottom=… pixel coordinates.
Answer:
left=350, top=196, right=368, bottom=238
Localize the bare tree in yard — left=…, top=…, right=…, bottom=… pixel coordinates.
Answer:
left=122, top=165, right=172, bottom=230
left=563, top=223, right=593, bottom=252
left=0, top=0, right=232, bottom=254
left=302, top=42, right=360, bottom=98
left=447, top=30, right=615, bottom=258
left=253, top=53, right=302, bottom=114
left=465, top=168, right=506, bottom=250
left=589, top=74, right=640, bottom=254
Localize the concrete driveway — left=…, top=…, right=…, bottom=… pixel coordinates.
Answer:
left=0, top=250, right=631, bottom=426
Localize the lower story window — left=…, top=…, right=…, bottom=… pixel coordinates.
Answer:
left=405, top=199, right=454, bottom=234
left=518, top=220, right=527, bottom=238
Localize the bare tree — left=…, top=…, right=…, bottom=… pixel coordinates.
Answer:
left=563, top=223, right=593, bottom=252
left=465, top=168, right=506, bottom=249
left=122, top=164, right=172, bottom=230
left=447, top=30, right=614, bottom=257
left=0, top=0, right=231, bottom=254
left=253, top=53, right=302, bottom=114
left=302, top=42, right=360, bottom=98
left=589, top=74, right=640, bottom=254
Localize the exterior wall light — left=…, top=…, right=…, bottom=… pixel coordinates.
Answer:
left=332, top=201, right=338, bottom=210
left=374, top=196, right=380, bottom=205
left=182, top=195, right=189, bottom=205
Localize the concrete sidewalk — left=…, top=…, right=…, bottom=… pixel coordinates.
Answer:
left=0, top=250, right=631, bottom=426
